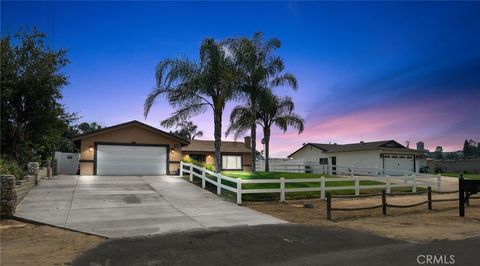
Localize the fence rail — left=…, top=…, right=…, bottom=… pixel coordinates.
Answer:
left=180, top=162, right=442, bottom=204
left=326, top=188, right=464, bottom=220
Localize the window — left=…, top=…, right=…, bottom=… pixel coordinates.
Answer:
left=222, top=155, right=242, bottom=170
left=190, top=154, right=206, bottom=163
left=399, top=156, right=405, bottom=159
left=319, top=158, right=328, bottom=165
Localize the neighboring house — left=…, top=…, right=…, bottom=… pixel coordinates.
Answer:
left=182, top=138, right=253, bottom=171
left=288, top=140, right=426, bottom=174
left=73, top=120, right=189, bottom=175
left=72, top=120, right=253, bottom=175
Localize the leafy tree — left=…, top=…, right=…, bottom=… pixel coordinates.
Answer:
left=224, top=32, right=298, bottom=172
left=433, top=146, right=444, bottom=160
left=172, top=120, right=203, bottom=140
left=227, top=90, right=304, bottom=172
left=77, top=122, right=102, bottom=134
left=144, top=39, right=237, bottom=172
left=1, top=28, right=73, bottom=164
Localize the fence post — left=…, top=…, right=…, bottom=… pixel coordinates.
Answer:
left=427, top=186, right=432, bottom=211
left=236, top=178, right=242, bottom=205
left=382, top=190, right=387, bottom=215
left=201, top=170, right=206, bottom=188
left=437, top=174, right=441, bottom=191
left=189, top=163, right=193, bottom=182
left=354, top=176, right=360, bottom=196
left=280, top=177, right=285, bottom=202
left=412, top=175, right=417, bottom=193
left=180, top=161, right=184, bottom=176
left=216, top=174, right=221, bottom=195
left=326, top=193, right=332, bottom=220
left=321, top=176, right=325, bottom=199
left=386, top=175, right=391, bottom=194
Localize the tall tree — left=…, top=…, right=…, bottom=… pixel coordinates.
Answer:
left=77, top=122, right=102, bottom=134
left=172, top=120, right=203, bottom=140
left=1, top=28, right=72, bottom=164
left=224, top=32, right=298, bottom=172
left=144, top=39, right=237, bottom=172
left=227, top=90, right=304, bottom=172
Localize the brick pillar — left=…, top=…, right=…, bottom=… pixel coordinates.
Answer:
left=1, top=175, right=17, bottom=218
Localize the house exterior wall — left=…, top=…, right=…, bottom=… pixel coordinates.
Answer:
left=78, top=125, right=183, bottom=175
left=328, top=150, right=382, bottom=169
left=289, top=145, right=329, bottom=163
left=182, top=152, right=251, bottom=171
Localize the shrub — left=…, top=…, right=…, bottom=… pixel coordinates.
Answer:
left=0, top=159, right=26, bottom=180
left=181, top=157, right=216, bottom=172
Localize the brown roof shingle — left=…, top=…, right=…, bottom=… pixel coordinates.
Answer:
left=182, top=140, right=251, bottom=153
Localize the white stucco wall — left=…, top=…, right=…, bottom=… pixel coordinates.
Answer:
left=289, top=145, right=329, bottom=163
left=329, top=150, right=382, bottom=169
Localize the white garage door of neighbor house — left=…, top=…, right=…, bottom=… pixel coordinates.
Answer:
left=384, top=155, right=414, bottom=174
left=96, top=145, right=167, bottom=175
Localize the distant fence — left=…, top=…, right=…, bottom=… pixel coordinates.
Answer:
left=180, top=162, right=441, bottom=204
left=257, top=159, right=305, bottom=173
left=326, top=188, right=476, bottom=220
left=427, top=159, right=480, bottom=174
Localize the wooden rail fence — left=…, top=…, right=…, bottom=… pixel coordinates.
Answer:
left=326, top=188, right=471, bottom=220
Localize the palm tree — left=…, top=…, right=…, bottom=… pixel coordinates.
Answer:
left=144, top=39, right=237, bottom=172
left=224, top=32, right=297, bottom=172
left=172, top=120, right=203, bottom=140
left=227, top=90, right=304, bottom=172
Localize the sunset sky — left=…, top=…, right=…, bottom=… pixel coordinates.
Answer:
left=2, top=1, right=479, bottom=156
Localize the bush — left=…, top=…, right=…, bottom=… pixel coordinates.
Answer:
left=181, top=157, right=216, bottom=172
left=0, top=159, right=26, bottom=180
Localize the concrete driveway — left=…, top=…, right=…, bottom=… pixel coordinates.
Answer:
left=15, top=175, right=285, bottom=238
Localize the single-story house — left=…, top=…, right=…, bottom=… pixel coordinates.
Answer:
left=73, top=120, right=189, bottom=175
left=72, top=120, right=253, bottom=175
left=288, top=140, right=426, bottom=174
left=182, top=138, right=253, bottom=171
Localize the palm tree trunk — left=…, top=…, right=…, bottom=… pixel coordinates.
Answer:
left=250, top=95, right=257, bottom=172
left=213, top=108, right=222, bottom=173
left=264, top=126, right=271, bottom=172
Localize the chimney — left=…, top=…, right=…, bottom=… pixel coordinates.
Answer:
left=244, top=136, right=251, bottom=149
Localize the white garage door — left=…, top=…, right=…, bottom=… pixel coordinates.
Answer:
left=96, top=145, right=167, bottom=175
left=384, top=154, right=414, bottom=175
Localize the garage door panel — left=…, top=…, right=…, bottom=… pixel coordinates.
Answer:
left=96, top=145, right=167, bottom=176
left=384, top=154, right=414, bottom=175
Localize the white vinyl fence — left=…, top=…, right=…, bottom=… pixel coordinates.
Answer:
left=180, top=162, right=442, bottom=205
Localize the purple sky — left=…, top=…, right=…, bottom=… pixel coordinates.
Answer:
left=2, top=1, right=479, bottom=156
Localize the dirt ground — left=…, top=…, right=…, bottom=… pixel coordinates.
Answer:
left=246, top=193, right=480, bottom=242
left=0, top=219, right=105, bottom=266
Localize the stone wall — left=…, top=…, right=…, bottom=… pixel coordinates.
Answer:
left=1, top=175, right=17, bottom=218
left=427, top=159, right=480, bottom=174
left=15, top=176, right=36, bottom=204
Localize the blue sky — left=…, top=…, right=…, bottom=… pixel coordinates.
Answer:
left=2, top=1, right=479, bottom=156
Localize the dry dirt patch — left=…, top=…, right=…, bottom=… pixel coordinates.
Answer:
left=246, top=194, right=480, bottom=242
left=0, top=219, right=105, bottom=266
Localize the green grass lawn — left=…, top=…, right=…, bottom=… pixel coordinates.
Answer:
left=441, top=173, right=480, bottom=180
left=185, top=169, right=419, bottom=201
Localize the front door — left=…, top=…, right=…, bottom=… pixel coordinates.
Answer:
left=331, top=156, right=337, bottom=175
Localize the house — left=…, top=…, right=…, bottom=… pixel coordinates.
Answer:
left=182, top=138, right=253, bottom=171
left=73, top=120, right=190, bottom=175
left=72, top=120, right=253, bottom=175
left=288, top=140, right=426, bottom=174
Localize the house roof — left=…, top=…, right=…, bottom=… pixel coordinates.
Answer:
left=288, top=140, right=423, bottom=157
left=182, top=139, right=251, bottom=153
left=72, top=120, right=190, bottom=145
